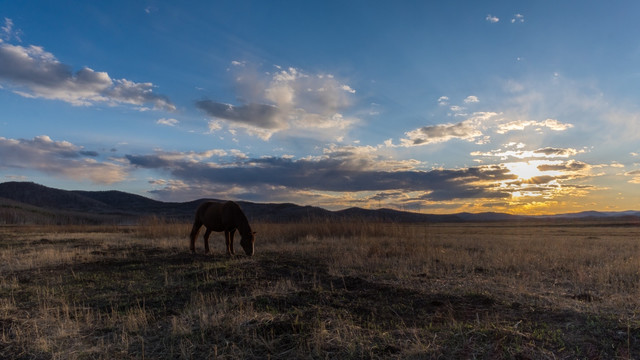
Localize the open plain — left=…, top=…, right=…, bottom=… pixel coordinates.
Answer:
left=1, top=219, right=640, bottom=359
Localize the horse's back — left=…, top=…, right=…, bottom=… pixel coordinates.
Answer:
left=196, top=201, right=238, bottom=231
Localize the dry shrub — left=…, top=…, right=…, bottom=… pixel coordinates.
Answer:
left=135, top=215, right=191, bottom=239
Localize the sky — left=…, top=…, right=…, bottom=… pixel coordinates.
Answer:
left=1, top=1, right=640, bottom=215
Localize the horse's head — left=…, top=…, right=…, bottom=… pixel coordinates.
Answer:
left=240, top=231, right=256, bottom=256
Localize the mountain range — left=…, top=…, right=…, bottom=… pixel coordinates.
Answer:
left=0, top=181, right=639, bottom=225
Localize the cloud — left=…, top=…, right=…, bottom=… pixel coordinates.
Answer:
left=136, top=148, right=245, bottom=164
left=511, top=14, right=524, bottom=23
left=472, top=145, right=582, bottom=159
left=626, top=170, right=640, bottom=184
left=537, top=160, right=590, bottom=172
left=197, top=64, right=358, bottom=140
left=196, top=101, right=284, bottom=131
left=464, top=95, right=479, bottom=104
left=126, top=146, right=516, bottom=202
left=534, top=147, right=580, bottom=157
left=437, top=96, right=449, bottom=106
left=402, top=121, right=481, bottom=146
left=496, top=118, right=573, bottom=134
left=486, top=14, right=499, bottom=23
left=0, top=41, right=175, bottom=110
left=1, top=18, right=21, bottom=42
left=400, top=112, right=497, bottom=146
left=0, top=135, right=127, bottom=184
left=126, top=140, right=601, bottom=208
left=156, top=118, right=179, bottom=126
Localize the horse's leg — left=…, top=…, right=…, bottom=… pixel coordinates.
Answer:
left=225, top=229, right=236, bottom=256
left=229, top=229, right=236, bottom=255
left=203, top=228, right=212, bottom=254
left=189, top=220, right=203, bottom=253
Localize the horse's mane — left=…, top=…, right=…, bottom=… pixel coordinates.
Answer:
left=228, top=201, right=252, bottom=235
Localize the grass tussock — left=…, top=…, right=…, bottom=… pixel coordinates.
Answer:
left=1, top=221, right=640, bottom=359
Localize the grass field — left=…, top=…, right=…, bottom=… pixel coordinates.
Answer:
left=1, top=220, right=640, bottom=359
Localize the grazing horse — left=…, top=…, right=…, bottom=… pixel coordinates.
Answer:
left=189, top=201, right=255, bottom=256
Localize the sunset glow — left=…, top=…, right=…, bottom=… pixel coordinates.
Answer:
left=505, top=162, right=546, bottom=181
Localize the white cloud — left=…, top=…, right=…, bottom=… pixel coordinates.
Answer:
left=156, top=118, right=179, bottom=126
left=540, top=118, right=573, bottom=131
left=341, top=84, right=356, bottom=93
left=2, top=18, right=12, bottom=40
left=401, top=112, right=498, bottom=146
left=1, top=18, right=21, bottom=42
left=0, top=41, right=175, bottom=110
left=464, top=95, right=479, bottom=104
left=511, top=14, right=524, bottom=23
left=403, top=121, right=481, bottom=146
left=486, top=14, right=499, bottom=23
left=146, top=149, right=230, bottom=163
left=320, top=143, right=422, bottom=172
left=197, top=63, right=359, bottom=140
left=472, top=146, right=582, bottom=160
left=496, top=118, right=573, bottom=134
left=437, top=96, right=449, bottom=106
left=207, top=120, right=223, bottom=133
left=0, top=135, right=127, bottom=184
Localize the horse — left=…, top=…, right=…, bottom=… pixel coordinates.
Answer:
left=189, top=201, right=255, bottom=256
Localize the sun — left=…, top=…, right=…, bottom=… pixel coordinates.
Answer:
left=505, top=161, right=544, bottom=180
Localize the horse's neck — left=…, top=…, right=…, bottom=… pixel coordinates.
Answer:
left=234, top=209, right=252, bottom=236
left=237, top=219, right=252, bottom=237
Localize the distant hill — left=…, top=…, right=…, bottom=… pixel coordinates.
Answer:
left=0, top=181, right=639, bottom=225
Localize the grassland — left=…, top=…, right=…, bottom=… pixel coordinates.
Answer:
left=1, top=219, right=640, bottom=359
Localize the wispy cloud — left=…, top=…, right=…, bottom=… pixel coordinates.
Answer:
left=0, top=135, right=127, bottom=184
left=0, top=41, right=175, bottom=110
left=400, top=112, right=497, bottom=146
left=496, top=119, right=573, bottom=134
left=472, top=146, right=583, bottom=160
left=156, top=118, right=179, bottom=127
left=196, top=64, right=359, bottom=140
left=537, top=159, right=590, bottom=172
left=511, top=14, right=524, bottom=23
left=1, top=18, right=21, bottom=42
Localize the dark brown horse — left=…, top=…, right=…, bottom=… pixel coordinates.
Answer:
left=189, top=201, right=255, bottom=256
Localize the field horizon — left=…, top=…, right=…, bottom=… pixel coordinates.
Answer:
left=2, top=220, right=640, bottom=359
left=3, top=182, right=640, bottom=227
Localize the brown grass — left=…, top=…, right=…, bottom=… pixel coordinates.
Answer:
left=1, top=220, right=640, bottom=359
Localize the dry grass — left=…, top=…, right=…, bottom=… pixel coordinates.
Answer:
left=1, top=220, right=640, bottom=359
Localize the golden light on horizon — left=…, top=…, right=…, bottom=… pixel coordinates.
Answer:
left=504, top=161, right=544, bottom=180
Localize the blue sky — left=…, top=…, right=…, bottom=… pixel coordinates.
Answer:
left=1, top=1, right=640, bottom=214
